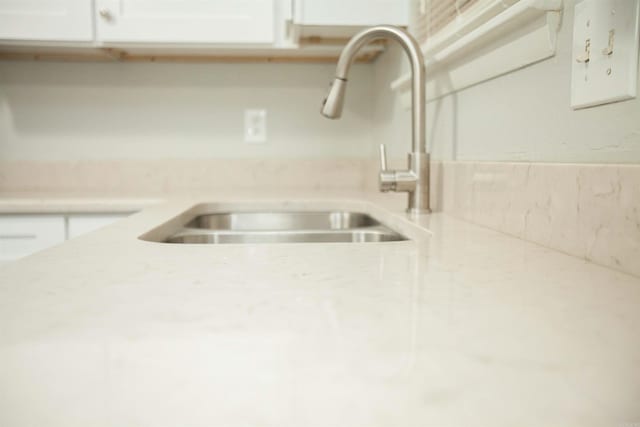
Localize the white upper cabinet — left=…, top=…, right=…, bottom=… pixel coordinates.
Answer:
left=95, top=0, right=276, bottom=44
left=0, top=0, right=93, bottom=41
left=0, top=0, right=407, bottom=57
left=293, top=0, right=409, bottom=27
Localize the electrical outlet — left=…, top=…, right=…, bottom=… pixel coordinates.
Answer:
left=571, top=0, right=640, bottom=109
left=244, top=109, right=267, bottom=143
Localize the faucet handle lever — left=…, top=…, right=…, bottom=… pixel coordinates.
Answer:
left=378, top=144, right=395, bottom=193
left=379, top=144, right=388, bottom=171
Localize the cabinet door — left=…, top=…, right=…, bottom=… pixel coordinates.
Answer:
left=0, top=0, right=93, bottom=42
left=95, top=0, right=275, bottom=44
left=67, top=213, right=129, bottom=239
left=0, top=215, right=66, bottom=261
left=294, top=0, right=409, bottom=27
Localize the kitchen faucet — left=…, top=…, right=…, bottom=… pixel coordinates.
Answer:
left=321, top=25, right=430, bottom=214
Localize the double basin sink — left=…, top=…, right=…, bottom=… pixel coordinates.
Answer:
left=161, top=211, right=408, bottom=244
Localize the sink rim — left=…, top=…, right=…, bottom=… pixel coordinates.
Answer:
left=164, top=226, right=408, bottom=244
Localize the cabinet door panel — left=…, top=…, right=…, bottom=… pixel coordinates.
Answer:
left=294, top=0, right=408, bottom=26
left=96, top=0, right=275, bottom=44
left=0, top=215, right=66, bottom=261
left=67, top=213, right=129, bottom=239
left=0, top=0, right=93, bottom=41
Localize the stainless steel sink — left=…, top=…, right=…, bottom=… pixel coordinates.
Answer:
left=158, top=211, right=408, bottom=244
left=186, top=211, right=377, bottom=231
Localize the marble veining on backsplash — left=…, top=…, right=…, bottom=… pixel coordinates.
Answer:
left=438, top=162, right=640, bottom=278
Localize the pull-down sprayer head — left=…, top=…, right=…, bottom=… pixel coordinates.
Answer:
left=321, top=78, right=348, bottom=119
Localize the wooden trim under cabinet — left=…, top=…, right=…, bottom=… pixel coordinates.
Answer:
left=0, top=46, right=385, bottom=64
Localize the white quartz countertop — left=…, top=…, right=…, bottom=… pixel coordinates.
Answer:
left=0, top=192, right=639, bottom=427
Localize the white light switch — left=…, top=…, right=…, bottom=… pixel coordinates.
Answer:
left=244, top=109, right=267, bottom=143
left=571, top=0, right=640, bottom=109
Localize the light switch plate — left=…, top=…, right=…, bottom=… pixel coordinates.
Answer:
left=571, top=0, right=640, bottom=109
left=244, top=109, right=267, bottom=143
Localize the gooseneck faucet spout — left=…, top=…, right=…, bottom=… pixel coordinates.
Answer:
left=321, top=25, right=430, bottom=214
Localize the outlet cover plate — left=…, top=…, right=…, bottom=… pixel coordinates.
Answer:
left=244, top=109, right=267, bottom=143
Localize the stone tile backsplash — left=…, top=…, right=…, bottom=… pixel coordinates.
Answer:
left=437, top=162, right=640, bottom=277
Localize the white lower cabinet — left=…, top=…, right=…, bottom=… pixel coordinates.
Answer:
left=0, top=215, right=66, bottom=262
left=67, top=213, right=128, bottom=239
left=0, top=213, right=130, bottom=263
